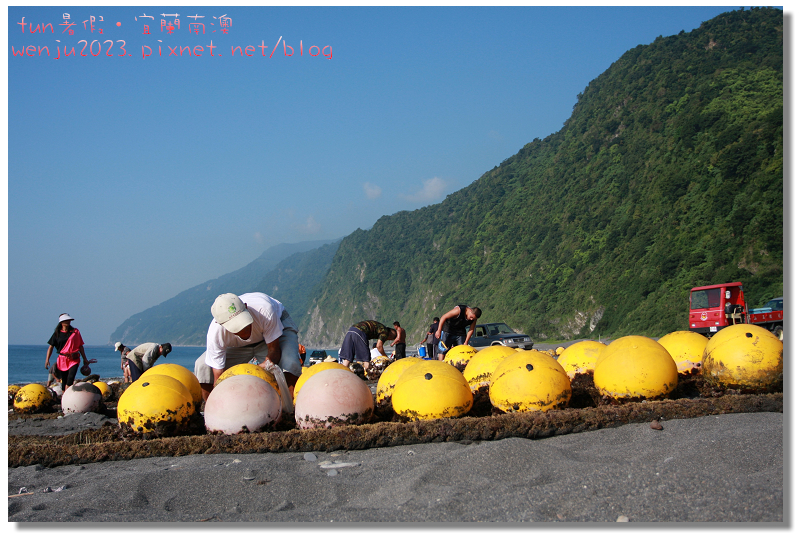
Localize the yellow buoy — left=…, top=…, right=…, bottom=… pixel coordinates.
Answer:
left=375, top=358, right=424, bottom=404
left=392, top=361, right=472, bottom=420
left=13, top=384, right=52, bottom=414
left=92, top=381, right=113, bottom=401
left=462, top=345, right=517, bottom=391
left=490, top=351, right=571, bottom=412
left=215, top=363, right=279, bottom=398
left=9, top=385, right=21, bottom=403
left=556, top=341, right=606, bottom=379
left=443, top=345, right=477, bottom=369
left=293, top=361, right=351, bottom=403
left=594, top=336, right=677, bottom=400
left=117, top=374, right=194, bottom=433
left=702, top=324, right=783, bottom=391
left=145, top=363, right=204, bottom=405
left=555, top=346, right=565, bottom=355
left=658, top=331, right=708, bottom=374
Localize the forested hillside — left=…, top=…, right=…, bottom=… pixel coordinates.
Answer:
left=111, top=239, right=338, bottom=345
left=301, top=8, right=783, bottom=346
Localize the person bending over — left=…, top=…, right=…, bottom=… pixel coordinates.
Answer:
left=126, top=342, right=172, bottom=381
left=194, top=292, right=302, bottom=402
left=435, top=305, right=481, bottom=360
left=339, top=320, right=397, bottom=370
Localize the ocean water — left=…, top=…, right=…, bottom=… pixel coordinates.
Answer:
left=7, top=346, right=411, bottom=385
left=7, top=345, right=206, bottom=386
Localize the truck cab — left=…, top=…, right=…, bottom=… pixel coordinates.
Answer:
left=689, top=282, right=748, bottom=336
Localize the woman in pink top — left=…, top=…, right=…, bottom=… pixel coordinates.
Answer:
left=45, top=313, right=91, bottom=389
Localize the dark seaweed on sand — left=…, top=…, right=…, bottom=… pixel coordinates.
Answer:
left=8, top=372, right=782, bottom=468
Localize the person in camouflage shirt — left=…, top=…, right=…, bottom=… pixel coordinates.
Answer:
left=340, top=320, right=397, bottom=370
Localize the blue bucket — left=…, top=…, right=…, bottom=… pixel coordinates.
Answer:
left=418, top=346, right=427, bottom=358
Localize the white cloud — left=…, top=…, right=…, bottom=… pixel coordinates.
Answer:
left=401, top=176, right=448, bottom=204
left=363, top=182, right=382, bottom=200
left=254, top=232, right=264, bottom=244
left=299, top=216, right=321, bottom=234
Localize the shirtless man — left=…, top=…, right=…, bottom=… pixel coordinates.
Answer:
left=390, top=321, right=406, bottom=360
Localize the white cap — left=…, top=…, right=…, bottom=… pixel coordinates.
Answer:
left=114, top=342, right=123, bottom=351
left=211, top=293, right=253, bottom=334
left=58, top=313, right=74, bottom=323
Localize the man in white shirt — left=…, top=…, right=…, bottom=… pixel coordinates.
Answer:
left=194, top=292, right=302, bottom=401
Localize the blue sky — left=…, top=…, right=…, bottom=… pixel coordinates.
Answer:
left=7, top=5, right=760, bottom=345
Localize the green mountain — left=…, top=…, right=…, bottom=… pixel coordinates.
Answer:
left=110, top=239, right=338, bottom=345
left=301, top=8, right=783, bottom=346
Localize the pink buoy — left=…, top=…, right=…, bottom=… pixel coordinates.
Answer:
left=295, top=369, right=373, bottom=429
left=204, top=375, right=282, bottom=434
left=61, top=382, right=102, bottom=414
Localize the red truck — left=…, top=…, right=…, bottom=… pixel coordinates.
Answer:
left=689, top=282, right=783, bottom=340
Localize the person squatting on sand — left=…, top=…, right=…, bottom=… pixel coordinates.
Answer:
left=114, top=342, right=133, bottom=383
left=435, top=304, right=481, bottom=360
left=125, top=342, right=172, bottom=382
left=194, top=292, right=302, bottom=402
left=339, top=320, right=397, bottom=371
left=45, top=313, right=92, bottom=389
left=390, top=321, right=406, bottom=360
left=420, top=317, right=439, bottom=360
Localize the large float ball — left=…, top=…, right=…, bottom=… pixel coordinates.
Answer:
left=556, top=341, right=606, bottom=379
left=490, top=351, right=571, bottom=412
left=295, top=369, right=373, bottom=429
left=443, top=345, right=478, bottom=369
left=375, top=357, right=424, bottom=404
left=702, top=324, right=783, bottom=391
left=8, top=385, right=21, bottom=404
left=117, top=374, right=194, bottom=433
left=392, top=361, right=473, bottom=420
left=215, top=363, right=279, bottom=398
left=204, top=375, right=282, bottom=434
left=293, top=361, right=351, bottom=403
left=13, top=384, right=51, bottom=414
left=555, top=346, right=565, bottom=356
left=658, top=331, right=707, bottom=374
left=145, top=363, right=203, bottom=406
left=61, top=382, right=102, bottom=415
left=462, top=345, right=517, bottom=391
left=594, top=336, right=677, bottom=400
left=92, top=381, right=113, bottom=401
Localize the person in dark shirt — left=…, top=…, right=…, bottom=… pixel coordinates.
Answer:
left=45, top=313, right=92, bottom=389
left=419, top=317, right=440, bottom=360
left=435, top=305, right=482, bottom=359
left=340, top=320, right=397, bottom=370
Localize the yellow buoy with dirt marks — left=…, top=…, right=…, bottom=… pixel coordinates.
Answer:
left=593, top=336, right=677, bottom=400
left=556, top=341, right=606, bottom=379
left=13, top=383, right=52, bottom=413
left=215, top=363, right=279, bottom=398
left=293, top=361, right=351, bottom=403
left=443, top=344, right=477, bottom=369
left=375, top=357, right=423, bottom=405
left=658, top=331, right=708, bottom=374
left=392, top=361, right=472, bottom=420
left=145, top=363, right=204, bottom=406
left=9, top=385, right=21, bottom=404
left=91, top=381, right=113, bottom=401
left=702, top=324, right=782, bottom=391
left=490, top=351, right=571, bottom=412
left=117, top=374, right=194, bottom=433
left=462, top=345, right=517, bottom=391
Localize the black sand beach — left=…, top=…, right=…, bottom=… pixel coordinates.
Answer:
left=8, top=412, right=783, bottom=522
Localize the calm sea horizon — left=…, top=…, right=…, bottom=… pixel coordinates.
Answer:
left=7, top=345, right=349, bottom=385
